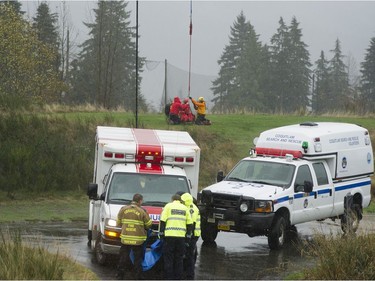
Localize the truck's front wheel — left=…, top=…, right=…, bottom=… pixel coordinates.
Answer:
left=201, top=221, right=218, bottom=243
left=268, top=215, right=286, bottom=250
left=94, top=236, right=108, bottom=265
left=341, top=204, right=361, bottom=234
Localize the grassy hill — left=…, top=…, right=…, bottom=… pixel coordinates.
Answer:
left=0, top=111, right=374, bottom=222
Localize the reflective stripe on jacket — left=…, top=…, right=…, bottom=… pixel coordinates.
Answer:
left=160, top=200, right=193, bottom=237
left=191, top=204, right=201, bottom=237
left=117, top=202, right=152, bottom=245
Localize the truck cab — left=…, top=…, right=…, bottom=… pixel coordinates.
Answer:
left=87, top=127, right=200, bottom=264
left=199, top=122, right=373, bottom=250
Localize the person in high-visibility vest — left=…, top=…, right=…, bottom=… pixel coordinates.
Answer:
left=181, top=192, right=201, bottom=280
left=116, top=193, right=152, bottom=280
left=159, top=194, right=193, bottom=280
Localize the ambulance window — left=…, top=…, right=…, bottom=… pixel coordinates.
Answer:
left=294, top=165, right=313, bottom=192
left=313, top=163, right=329, bottom=185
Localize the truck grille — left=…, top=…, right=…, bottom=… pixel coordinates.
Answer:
left=212, top=194, right=242, bottom=209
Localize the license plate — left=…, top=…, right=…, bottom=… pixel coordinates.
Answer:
left=218, top=220, right=234, bottom=231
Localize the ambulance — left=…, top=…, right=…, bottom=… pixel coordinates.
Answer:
left=199, top=122, right=373, bottom=250
left=87, top=126, right=200, bottom=264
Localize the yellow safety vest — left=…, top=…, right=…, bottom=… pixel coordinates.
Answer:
left=160, top=200, right=193, bottom=237
left=191, top=203, right=201, bottom=237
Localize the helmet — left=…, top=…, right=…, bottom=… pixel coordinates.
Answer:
left=198, top=97, right=204, bottom=102
left=181, top=193, right=193, bottom=207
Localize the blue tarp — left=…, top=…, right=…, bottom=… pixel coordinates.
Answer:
left=130, top=237, right=164, bottom=271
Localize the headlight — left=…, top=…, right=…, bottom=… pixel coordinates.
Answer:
left=107, top=218, right=117, bottom=227
left=254, top=200, right=273, bottom=213
left=240, top=202, right=248, bottom=212
left=104, top=218, right=121, bottom=238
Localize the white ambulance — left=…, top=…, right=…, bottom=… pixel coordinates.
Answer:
left=87, top=126, right=200, bottom=264
left=199, top=122, right=373, bottom=249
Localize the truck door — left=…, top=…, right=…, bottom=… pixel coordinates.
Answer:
left=312, top=162, right=333, bottom=219
left=292, top=164, right=318, bottom=224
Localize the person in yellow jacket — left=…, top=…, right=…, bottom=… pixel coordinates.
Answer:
left=189, top=96, right=211, bottom=125
left=116, top=193, right=152, bottom=280
left=181, top=193, right=201, bottom=280
left=159, top=194, right=193, bottom=280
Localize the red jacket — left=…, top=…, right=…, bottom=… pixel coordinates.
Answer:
left=170, top=97, right=182, bottom=115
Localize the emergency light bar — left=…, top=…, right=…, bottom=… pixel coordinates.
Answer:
left=256, top=147, right=303, bottom=158
left=103, top=151, right=195, bottom=164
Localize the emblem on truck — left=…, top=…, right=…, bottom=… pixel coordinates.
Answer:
left=342, top=157, right=347, bottom=169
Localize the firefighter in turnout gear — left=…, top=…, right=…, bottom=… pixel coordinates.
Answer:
left=116, top=193, right=152, bottom=280
left=181, top=193, right=201, bottom=280
left=159, top=194, right=193, bottom=280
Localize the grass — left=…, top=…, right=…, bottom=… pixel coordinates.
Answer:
left=0, top=191, right=88, bottom=223
left=300, top=233, right=375, bottom=279
left=0, top=230, right=98, bottom=280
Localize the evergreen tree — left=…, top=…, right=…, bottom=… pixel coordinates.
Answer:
left=70, top=0, right=146, bottom=110
left=328, top=38, right=349, bottom=111
left=269, top=17, right=311, bottom=113
left=313, top=51, right=330, bottom=113
left=287, top=17, right=311, bottom=111
left=269, top=17, right=291, bottom=112
left=238, top=19, right=265, bottom=110
left=211, top=12, right=263, bottom=112
left=32, top=2, right=60, bottom=72
left=360, top=37, right=375, bottom=111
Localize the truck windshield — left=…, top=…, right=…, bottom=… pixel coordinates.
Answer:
left=226, top=160, right=295, bottom=188
left=107, top=173, right=190, bottom=206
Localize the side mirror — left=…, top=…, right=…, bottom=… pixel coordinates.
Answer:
left=87, top=183, right=98, bottom=200
left=99, top=192, right=106, bottom=201
left=217, top=171, right=225, bottom=182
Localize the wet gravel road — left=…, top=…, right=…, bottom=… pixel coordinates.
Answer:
left=2, top=216, right=375, bottom=280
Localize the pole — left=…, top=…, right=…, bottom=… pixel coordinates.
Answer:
left=188, top=0, right=192, bottom=97
left=164, top=59, right=167, bottom=107
left=135, top=0, right=139, bottom=128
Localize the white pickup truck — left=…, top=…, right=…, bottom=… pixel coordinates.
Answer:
left=199, top=122, right=373, bottom=249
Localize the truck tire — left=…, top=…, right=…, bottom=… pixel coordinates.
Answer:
left=201, top=221, right=218, bottom=243
left=341, top=204, right=361, bottom=234
left=268, top=215, right=286, bottom=250
left=94, top=237, right=108, bottom=265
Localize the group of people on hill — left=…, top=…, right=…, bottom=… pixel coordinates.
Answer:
left=166, top=96, right=211, bottom=125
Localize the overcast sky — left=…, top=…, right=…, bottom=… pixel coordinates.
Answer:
left=23, top=1, right=375, bottom=76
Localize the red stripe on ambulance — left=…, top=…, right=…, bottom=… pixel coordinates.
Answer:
left=132, top=129, right=164, bottom=174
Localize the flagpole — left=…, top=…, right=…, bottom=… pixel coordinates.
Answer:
left=188, top=0, right=193, bottom=98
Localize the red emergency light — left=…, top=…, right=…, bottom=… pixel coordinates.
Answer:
left=256, top=147, right=303, bottom=158
left=136, top=145, right=163, bottom=164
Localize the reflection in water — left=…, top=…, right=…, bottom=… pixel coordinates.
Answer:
left=196, top=237, right=308, bottom=280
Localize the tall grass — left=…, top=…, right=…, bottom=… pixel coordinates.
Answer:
left=0, top=230, right=63, bottom=279
left=302, top=232, right=375, bottom=279
left=0, top=113, right=95, bottom=196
